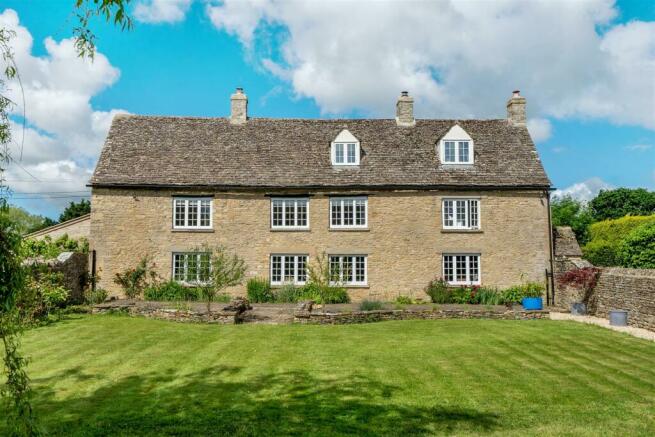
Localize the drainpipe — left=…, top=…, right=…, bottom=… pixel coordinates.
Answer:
left=545, top=190, right=556, bottom=306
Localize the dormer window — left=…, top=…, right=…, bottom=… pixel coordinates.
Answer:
left=440, top=125, right=474, bottom=165
left=331, top=129, right=360, bottom=166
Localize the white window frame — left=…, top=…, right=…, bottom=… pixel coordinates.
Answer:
left=331, top=129, right=360, bottom=166
left=172, top=197, right=213, bottom=230
left=440, top=140, right=473, bottom=164
left=270, top=198, right=310, bottom=230
left=442, top=198, right=480, bottom=230
left=329, top=196, right=368, bottom=229
left=270, top=254, right=308, bottom=286
left=172, top=252, right=212, bottom=285
left=329, top=255, right=368, bottom=286
left=442, top=254, right=481, bottom=286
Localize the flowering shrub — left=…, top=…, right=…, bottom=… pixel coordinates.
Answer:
left=557, top=267, right=600, bottom=291
left=113, top=255, right=160, bottom=299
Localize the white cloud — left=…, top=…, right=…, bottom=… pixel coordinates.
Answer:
left=0, top=9, right=126, bottom=214
left=134, top=0, right=192, bottom=24
left=553, top=177, right=614, bottom=201
left=625, top=144, right=653, bottom=151
left=134, top=0, right=192, bottom=23
left=206, top=0, right=655, bottom=128
left=527, top=118, right=552, bottom=143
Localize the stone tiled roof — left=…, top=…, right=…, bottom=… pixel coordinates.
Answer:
left=90, top=115, right=551, bottom=189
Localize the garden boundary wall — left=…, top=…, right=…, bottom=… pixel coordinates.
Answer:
left=553, top=226, right=655, bottom=331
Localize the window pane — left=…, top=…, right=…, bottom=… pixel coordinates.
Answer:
left=469, top=255, right=479, bottom=282
left=271, top=256, right=282, bottom=283
left=355, top=199, right=366, bottom=226
left=187, top=200, right=198, bottom=227
left=443, top=255, right=453, bottom=282
left=331, top=200, right=342, bottom=226
left=173, top=254, right=185, bottom=281
left=444, top=141, right=455, bottom=162
left=284, top=201, right=295, bottom=227
left=458, top=141, right=469, bottom=162
left=343, top=200, right=354, bottom=226
left=456, top=255, right=467, bottom=282
left=456, top=201, right=467, bottom=227
left=335, top=143, right=344, bottom=163
left=347, top=143, right=356, bottom=163
left=297, top=200, right=307, bottom=227
left=443, top=200, right=454, bottom=227
left=174, top=200, right=186, bottom=227
left=355, top=256, right=366, bottom=283
left=198, top=253, right=211, bottom=283
left=329, top=256, right=341, bottom=282
left=199, top=200, right=211, bottom=227
left=297, top=256, right=307, bottom=283
left=469, top=200, right=479, bottom=228
left=342, top=257, right=353, bottom=283
left=284, top=256, right=295, bottom=283
left=187, top=254, right=199, bottom=282
left=272, top=200, right=283, bottom=227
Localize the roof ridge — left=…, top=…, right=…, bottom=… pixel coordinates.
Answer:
left=115, top=114, right=509, bottom=123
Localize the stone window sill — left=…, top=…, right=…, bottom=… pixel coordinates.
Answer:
left=171, top=228, right=215, bottom=233
left=270, top=228, right=311, bottom=232
left=329, top=228, right=370, bottom=232
left=440, top=229, right=483, bottom=234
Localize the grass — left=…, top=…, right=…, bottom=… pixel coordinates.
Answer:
left=4, top=315, right=655, bottom=436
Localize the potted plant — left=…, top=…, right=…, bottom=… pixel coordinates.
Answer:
left=520, top=282, right=545, bottom=310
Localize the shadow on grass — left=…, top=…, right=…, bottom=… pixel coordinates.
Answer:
left=24, top=365, right=499, bottom=436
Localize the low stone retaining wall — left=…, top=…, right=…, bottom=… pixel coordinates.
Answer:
left=93, top=301, right=238, bottom=324
left=294, top=308, right=549, bottom=325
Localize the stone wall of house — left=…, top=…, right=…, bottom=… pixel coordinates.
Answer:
left=90, top=188, right=551, bottom=301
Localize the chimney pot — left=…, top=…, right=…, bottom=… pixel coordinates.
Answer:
left=230, top=87, right=248, bottom=124
left=396, top=91, right=415, bottom=127
left=507, top=90, right=526, bottom=126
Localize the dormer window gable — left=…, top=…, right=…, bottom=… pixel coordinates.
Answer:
left=439, top=124, right=474, bottom=165
left=331, top=129, right=360, bottom=166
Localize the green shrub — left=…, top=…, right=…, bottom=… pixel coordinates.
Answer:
left=214, top=293, right=233, bottom=303
left=301, top=282, right=350, bottom=304
left=502, top=282, right=544, bottom=303
left=583, top=215, right=655, bottom=266
left=144, top=280, right=201, bottom=301
left=619, top=222, right=655, bottom=268
left=425, top=278, right=450, bottom=303
left=450, top=287, right=473, bottom=304
left=114, top=255, right=160, bottom=299
left=395, top=295, right=413, bottom=305
left=359, top=300, right=384, bottom=311
left=475, top=287, right=503, bottom=305
left=22, top=234, right=89, bottom=258
left=85, top=287, right=108, bottom=305
left=274, top=284, right=303, bottom=303
left=247, top=277, right=274, bottom=303
left=19, top=271, right=69, bottom=323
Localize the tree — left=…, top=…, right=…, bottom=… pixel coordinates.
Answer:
left=0, top=3, right=132, bottom=434
left=589, top=188, right=655, bottom=221
left=551, top=195, right=594, bottom=244
left=5, top=206, right=56, bottom=235
left=195, top=246, right=246, bottom=314
left=619, top=222, right=655, bottom=269
left=59, top=199, right=91, bottom=223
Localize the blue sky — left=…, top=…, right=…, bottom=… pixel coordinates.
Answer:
left=1, top=0, right=654, bottom=218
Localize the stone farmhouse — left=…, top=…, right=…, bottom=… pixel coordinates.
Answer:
left=89, top=89, right=552, bottom=300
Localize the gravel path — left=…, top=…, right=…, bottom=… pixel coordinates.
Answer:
left=550, top=312, right=655, bottom=342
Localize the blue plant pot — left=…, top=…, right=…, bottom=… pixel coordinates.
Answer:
left=522, top=297, right=543, bottom=310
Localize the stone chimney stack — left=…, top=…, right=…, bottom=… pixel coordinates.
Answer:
left=506, top=90, right=526, bottom=126
left=396, top=91, right=415, bottom=127
left=230, top=87, right=248, bottom=124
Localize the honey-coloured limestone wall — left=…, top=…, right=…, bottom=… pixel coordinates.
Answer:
left=90, top=188, right=551, bottom=301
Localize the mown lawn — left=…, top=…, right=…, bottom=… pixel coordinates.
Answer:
left=3, top=315, right=655, bottom=436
